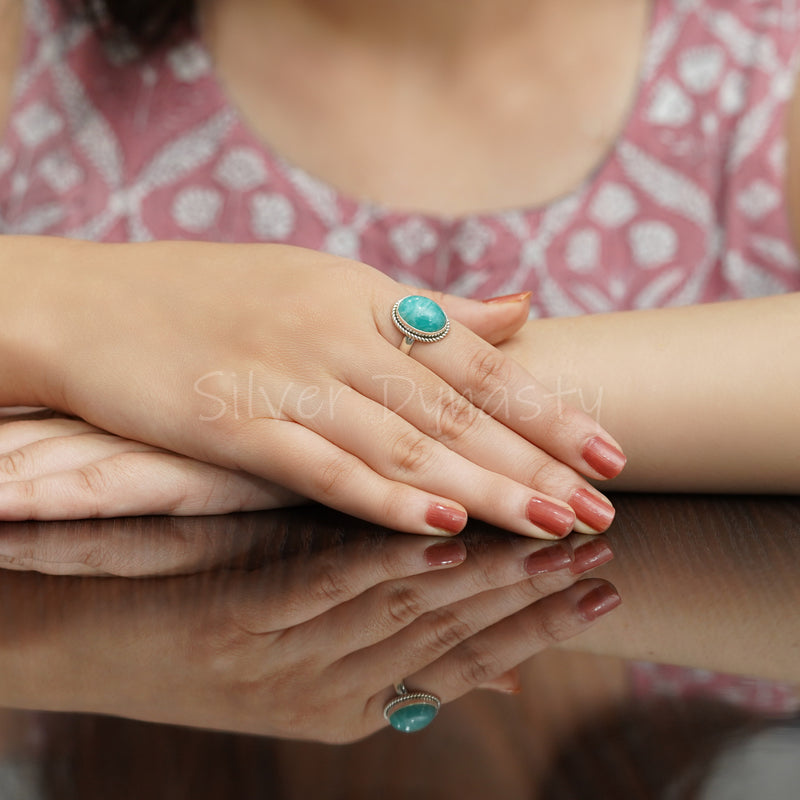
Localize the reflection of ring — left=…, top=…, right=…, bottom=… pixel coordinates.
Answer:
left=392, top=295, right=450, bottom=355
left=383, top=681, right=441, bottom=732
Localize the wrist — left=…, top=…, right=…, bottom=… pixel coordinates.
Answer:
left=0, top=235, right=97, bottom=410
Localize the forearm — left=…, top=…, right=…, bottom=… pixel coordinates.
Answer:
left=503, top=294, right=800, bottom=492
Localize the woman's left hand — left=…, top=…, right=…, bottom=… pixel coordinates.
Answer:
left=0, top=412, right=303, bottom=519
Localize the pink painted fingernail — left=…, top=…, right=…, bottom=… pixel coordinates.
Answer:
left=570, top=540, right=614, bottom=575
left=525, top=544, right=574, bottom=575
left=526, top=498, right=575, bottom=537
left=570, top=488, right=616, bottom=532
left=577, top=583, right=621, bottom=621
left=424, top=539, right=467, bottom=568
left=582, top=437, right=627, bottom=479
left=425, top=503, right=468, bottom=534
left=483, top=291, right=532, bottom=305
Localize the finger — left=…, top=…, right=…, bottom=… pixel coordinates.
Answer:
left=224, top=419, right=474, bottom=536
left=0, top=432, right=157, bottom=483
left=334, top=536, right=613, bottom=693
left=0, top=513, right=285, bottom=577
left=0, top=451, right=302, bottom=522
left=0, top=416, right=99, bottom=453
left=365, top=578, right=622, bottom=725
left=294, top=389, right=577, bottom=539
left=479, top=666, right=521, bottom=694
left=349, top=350, right=616, bottom=534
left=223, top=533, right=470, bottom=631
left=294, top=536, right=580, bottom=657
left=424, top=290, right=531, bottom=345
left=373, top=304, right=626, bottom=481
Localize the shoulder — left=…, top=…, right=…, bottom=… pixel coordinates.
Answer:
left=0, top=0, right=24, bottom=136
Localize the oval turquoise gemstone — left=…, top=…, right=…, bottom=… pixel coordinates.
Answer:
left=397, top=295, right=447, bottom=335
left=387, top=702, right=438, bottom=733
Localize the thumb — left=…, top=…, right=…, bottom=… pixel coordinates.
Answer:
left=438, top=291, right=532, bottom=344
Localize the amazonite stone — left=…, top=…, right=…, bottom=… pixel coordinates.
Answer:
left=387, top=702, right=438, bottom=733
left=397, top=295, right=448, bottom=335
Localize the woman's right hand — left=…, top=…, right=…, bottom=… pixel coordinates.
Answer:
left=9, top=237, right=624, bottom=536
left=0, top=514, right=619, bottom=742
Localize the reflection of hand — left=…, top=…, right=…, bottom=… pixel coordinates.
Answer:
left=18, top=241, right=623, bottom=536
left=0, top=517, right=619, bottom=741
left=0, top=414, right=302, bottom=520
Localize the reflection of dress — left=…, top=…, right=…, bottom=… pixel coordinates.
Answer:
left=1, top=0, right=798, bottom=712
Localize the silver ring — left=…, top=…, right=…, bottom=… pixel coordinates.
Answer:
left=391, top=295, right=450, bottom=355
left=382, top=681, right=441, bottom=733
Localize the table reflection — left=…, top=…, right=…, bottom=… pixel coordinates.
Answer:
left=0, top=494, right=797, bottom=799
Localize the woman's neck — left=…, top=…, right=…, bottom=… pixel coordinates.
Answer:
left=209, top=0, right=563, bottom=69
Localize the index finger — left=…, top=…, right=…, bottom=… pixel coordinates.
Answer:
left=375, top=297, right=626, bottom=481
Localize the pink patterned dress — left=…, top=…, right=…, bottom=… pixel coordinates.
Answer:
left=1, top=0, right=798, bottom=712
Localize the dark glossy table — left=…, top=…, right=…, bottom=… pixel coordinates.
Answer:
left=1, top=493, right=798, bottom=799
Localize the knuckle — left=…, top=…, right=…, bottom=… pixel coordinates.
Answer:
left=312, top=454, right=357, bottom=500
left=523, top=457, right=571, bottom=491
left=454, top=642, right=504, bottom=687
left=532, top=609, right=573, bottom=646
left=74, top=463, right=111, bottom=499
left=540, top=404, right=583, bottom=444
left=79, top=541, right=110, bottom=571
left=434, top=392, right=481, bottom=444
left=389, top=431, right=435, bottom=477
left=308, top=557, right=353, bottom=606
left=384, top=583, right=425, bottom=627
left=466, top=349, right=512, bottom=398
left=0, top=448, right=29, bottom=479
left=424, top=607, right=474, bottom=652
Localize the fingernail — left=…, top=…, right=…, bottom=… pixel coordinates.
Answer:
left=570, top=488, right=616, bottom=532
left=577, top=583, right=621, bottom=621
left=526, top=497, right=575, bottom=537
left=425, top=503, right=468, bottom=534
left=483, top=291, right=532, bottom=305
left=424, top=539, right=467, bottom=568
left=570, top=540, right=614, bottom=574
left=525, top=544, right=573, bottom=575
left=582, top=436, right=627, bottom=479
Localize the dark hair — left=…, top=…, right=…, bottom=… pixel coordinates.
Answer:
left=59, top=0, right=195, bottom=51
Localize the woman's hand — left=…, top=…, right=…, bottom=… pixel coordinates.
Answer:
left=0, top=413, right=303, bottom=520
left=0, top=515, right=620, bottom=742
left=8, top=238, right=624, bottom=536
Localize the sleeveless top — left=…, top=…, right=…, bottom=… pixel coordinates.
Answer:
left=0, top=0, right=798, bottom=712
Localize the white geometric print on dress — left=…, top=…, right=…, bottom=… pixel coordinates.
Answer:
left=0, top=147, right=12, bottom=177
left=647, top=78, right=695, bottom=127
left=725, top=250, right=789, bottom=296
left=287, top=167, right=341, bottom=229
left=167, top=41, right=212, bottom=83
left=323, top=227, right=360, bottom=260
left=629, top=221, right=679, bottom=267
left=172, top=186, right=223, bottom=232
left=214, top=147, right=269, bottom=191
left=565, top=228, right=601, bottom=272
left=678, top=45, right=725, bottom=94
left=250, top=193, right=296, bottom=240
left=589, top=183, right=639, bottom=228
left=389, top=218, right=438, bottom=264
left=719, top=71, right=747, bottom=116
left=736, top=180, right=780, bottom=220
left=13, top=101, right=64, bottom=148
left=751, top=235, right=800, bottom=271
left=37, top=152, right=84, bottom=193
left=452, top=219, right=495, bottom=265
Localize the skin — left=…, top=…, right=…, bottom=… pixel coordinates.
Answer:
left=0, top=0, right=798, bottom=732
